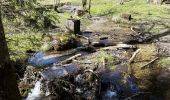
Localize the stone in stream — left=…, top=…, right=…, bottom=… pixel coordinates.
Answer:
left=41, top=64, right=81, bottom=80
left=99, top=66, right=139, bottom=99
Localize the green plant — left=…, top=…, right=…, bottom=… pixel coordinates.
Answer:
left=92, top=51, right=116, bottom=70
left=6, top=32, right=42, bottom=61
left=158, top=58, right=170, bottom=69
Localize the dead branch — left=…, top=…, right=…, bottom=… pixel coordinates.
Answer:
left=101, top=44, right=137, bottom=50
left=56, top=53, right=82, bottom=65
left=141, top=57, right=159, bottom=69
left=129, top=49, right=141, bottom=64
left=73, top=59, right=92, bottom=64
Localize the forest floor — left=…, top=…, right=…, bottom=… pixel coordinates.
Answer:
left=5, top=0, right=170, bottom=100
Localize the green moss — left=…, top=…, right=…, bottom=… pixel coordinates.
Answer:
left=92, top=51, right=116, bottom=70
left=158, top=58, right=170, bottom=69
left=6, top=33, right=42, bottom=61
left=41, top=33, right=78, bottom=51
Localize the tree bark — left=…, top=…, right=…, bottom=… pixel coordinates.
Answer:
left=0, top=9, right=21, bottom=100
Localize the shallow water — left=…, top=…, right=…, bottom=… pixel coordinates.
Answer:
left=28, top=51, right=75, bottom=67
left=26, top=80, right=42, bottom=100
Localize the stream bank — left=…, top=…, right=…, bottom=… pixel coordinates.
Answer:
left=17, top=5, right=170, bottom=100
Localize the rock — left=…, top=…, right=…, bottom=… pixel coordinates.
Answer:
left=41, top=64, right=80, bottom=80
left=100, top=69, right=139, bottom=98
left=112, top=16, right=123, bottom=23
left=159, top=35, right=170, bottom=42
left=101, top=90, right=118, bottom=100
left=125, top=33, right=153, bottom=44
left=164, top=90, right=170, bottom=100
left=41, top=33, right=78, bottom=51
left=156, top=42, right=170, bottom=56
left=157, top=70, right=170, bottom=84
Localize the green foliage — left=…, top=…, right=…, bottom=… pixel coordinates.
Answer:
left=6, top=33, right=42, bottom=61
left=2, top=0, right=59, bottom=30
left=1, top=0, right=59, bottom=60
left=86, top=0, right=170, bottom=22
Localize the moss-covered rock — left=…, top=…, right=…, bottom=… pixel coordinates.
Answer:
left=41, top=33, right=79, bottom=51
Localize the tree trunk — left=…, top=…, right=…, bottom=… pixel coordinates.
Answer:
left=0, top=9, right=21, bottom=100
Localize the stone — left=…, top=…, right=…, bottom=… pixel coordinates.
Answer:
left=41, top=64, right=80, bottom=80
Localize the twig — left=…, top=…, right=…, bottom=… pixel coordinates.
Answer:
left=141, top=57, right=159, bottom=69
left=73, top=59, right=92, bottom=64
left=56, top=53, right=82, bottom=65
left=129, top=49, right=141, bottom=64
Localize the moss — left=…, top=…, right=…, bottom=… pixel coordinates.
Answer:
left=41, top=33, right=78, bottom=51
left=135, top=44, right=157, bottom=61
left=158, top=57, right=170, bottom=69
left=92, top=51, right=116, bottom=71
left=6, top=33, right=42, bottom=61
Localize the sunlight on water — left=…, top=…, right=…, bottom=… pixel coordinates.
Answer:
left=26, top=80, right=42, bottom=100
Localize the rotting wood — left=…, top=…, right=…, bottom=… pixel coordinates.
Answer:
left=141, top=57, right=159, bottom=69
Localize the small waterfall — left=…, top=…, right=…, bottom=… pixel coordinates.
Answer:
left=26, top=80, right=42, bottom=100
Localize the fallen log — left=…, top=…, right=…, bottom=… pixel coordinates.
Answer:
left=126, top=29, right=170, bottom=44
left=101, top=44, right=137, bottom=50
left=128, top=49, right=141, bottom=74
